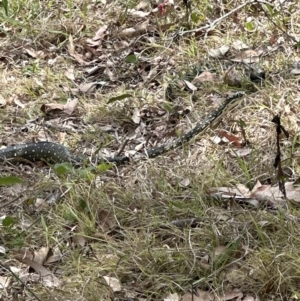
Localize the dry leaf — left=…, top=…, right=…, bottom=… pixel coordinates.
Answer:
left=12, top=249, right=60, bottom=287
left=68, top=35, right=91, bottom=65
left=232, top=40, right=249, bottom=50
left=41, top=98, right=78, bottom=115
left=208, top=45, right=229, bottom=58
left=65, top=68, right=75, bottom=80
left=179, top=178, right=190, bottom=187
left=128, top=9, right=150, bottom=18
left=230, top=148, right=252, bottom=157
left=212, top=180, right=300, bottom=207
left=45, top=249, right=62, bottom=264
left=132, top=107, right=141, bottom=124
left=183, top=80, right=197, bottom=91
left=13, top=97, right=25, bottom=108
left=0, top=95, right=7, bottom=107
left=0, top=245, right=6, bottom=254
left=106, top=66, right=116, bottom=81
left=221, top=291, right=243, bottom=301
left=136, top=0, right=150, bottom=10
left=24, top=47, right=45, bottom=58
left=231, top=49, right=260, bottom=63
left=135, top=141, right=145, bottom=151
left=251, top=181, right=300, bottom=204
left=74, top=233, right=87, bottom=247
left=225, top=263, right=246, bottom=283
left=92, top=25, right=108, bottom=41
left=181, top=289, right=214, bottom=301
left=119, top=20, right=149, bottom=38
left=290, top=68, right=300, bottom=75
left=103, top=276, right=121, bottom=292
left=0, top=276, right=10, bottom=288
left=64, top=98, right=78, bottom=115
left=86, top=25, right=108, bottom=46
left=164, top=293, right=180, bottom=301
left=211, top=185, right=249, bottom=197
left=193, top=71, right=219, bottom=83
left=214, top=245, right=227, bottom=257
left=114, top=40, right=130, bottom=54
left=218, top=130, right=241, bottom=147
left=211, top=135, right=222, bottom=144
left=134, top=20, right=149, bottom=33
left=79, top=81, right=99, bottom=93
left=209, top=185, right=260, bottom=207
left=119, top=27, right=137, bottom=39
left=34, top=247, right=50, bottom=265
left=223, top=67, right=242, bottom=87
left=23, top=259, right=60, bottom=287
left=41, top=103, right=63, bottom=114
left=200, top=255, right=210, bottom=269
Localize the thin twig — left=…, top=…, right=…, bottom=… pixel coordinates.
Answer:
left=255, top=0, right=298, bottom=43
left=179, top=0, right=255, bottom=37
left=116, top=139, right=129, bottom=156
left=0, top=262, right=42, bottom=301
left=0, top=195, right=23, bottom=210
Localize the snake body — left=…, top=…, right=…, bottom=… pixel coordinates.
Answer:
left=0, top=92, right=245, bottom=165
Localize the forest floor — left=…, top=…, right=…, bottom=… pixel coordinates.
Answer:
left=1, top=0, right=300, bottom=300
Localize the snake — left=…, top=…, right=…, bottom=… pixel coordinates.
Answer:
left=0, top=92, right=245, bottom=166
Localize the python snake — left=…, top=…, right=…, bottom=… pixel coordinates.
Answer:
left=0, top=92, right=245, bottom=166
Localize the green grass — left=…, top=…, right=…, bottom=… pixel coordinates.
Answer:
left=1, top=0, right=300, bottom=300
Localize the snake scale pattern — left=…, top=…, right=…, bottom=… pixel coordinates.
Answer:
left=0, top=92, right=245, bottom=166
